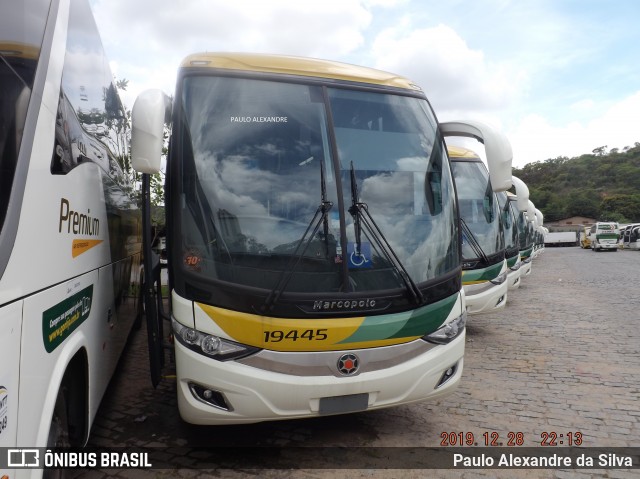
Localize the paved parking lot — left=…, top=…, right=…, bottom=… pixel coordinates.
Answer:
left=83, top=246, right=640, bottom=478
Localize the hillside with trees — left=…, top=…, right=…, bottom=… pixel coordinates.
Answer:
left=512, top=143, right=640, bottom=223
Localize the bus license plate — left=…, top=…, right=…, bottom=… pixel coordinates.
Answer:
left=319, top=393, right=369, bottom=415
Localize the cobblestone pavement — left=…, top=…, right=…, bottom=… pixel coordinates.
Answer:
left=81, top=247, right=640, bottom=478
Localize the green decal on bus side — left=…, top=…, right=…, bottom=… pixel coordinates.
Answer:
left=462, top=261, right=503, bottom=283
left=520, top=246, right=534, bottom=260
left=596, top=234, right=618, bottom=240
left=337, top=293, right=458, bottom=344
left=42, top=285, right=93, bottom=353
left=506, top=255, right=519, bottom=268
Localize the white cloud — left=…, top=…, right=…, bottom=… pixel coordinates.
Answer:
left=93, top=0, right=374, bottom=107
left=90, top=0, right=640, bottom=173
left=570, top=99, right=596, bottom=112
left=509, top=91, right=640, bottom=168
left=93, top=0, right=371, bottom=64
left=371, top=23, right=526, bottom=114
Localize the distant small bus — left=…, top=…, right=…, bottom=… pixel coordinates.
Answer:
left=580, top=225, right=591, bottom=249
left=588, top=222, right=620, bottom=251
left=621, top=223, right=640, bottom=250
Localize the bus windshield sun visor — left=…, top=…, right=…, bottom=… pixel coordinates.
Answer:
left=348, top=162, right=425, bottom=305
left=260, top=161, right=333, bottom=314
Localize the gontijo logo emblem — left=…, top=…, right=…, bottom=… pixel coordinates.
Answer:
left=58, top=198, right=103, bottom=257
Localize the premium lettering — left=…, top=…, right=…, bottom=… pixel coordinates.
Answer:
left=59, top=198, right=100, bottom=236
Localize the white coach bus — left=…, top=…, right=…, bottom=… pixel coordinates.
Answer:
left=130, top=52, right=512, bottom=425
left=447, top=145, right=511, bottom=315
left=0, top=0, right=142, bottom=473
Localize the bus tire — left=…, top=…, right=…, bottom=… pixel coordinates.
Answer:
left=44, top=386, right=71, bottom=479
left=47, top=386, right=71, bottom=447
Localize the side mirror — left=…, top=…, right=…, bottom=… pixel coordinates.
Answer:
left=440, top=120, right=513, bottom=192
left=131, top=89, right=171, bottom=174
left=527, top=200, right=536, bottom=222
left=511, top=176, right=529, bottom=212
left=535, top=208, right=543, bottom=226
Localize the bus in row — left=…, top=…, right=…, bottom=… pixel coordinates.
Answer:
left=588, top=222, right=620, bottom=251
left=1, top=0, right=142, bottom=476
left=445, top=147, right=547, bottom=317
left=447, top=146, right=509, bottom=315
left=621, top=223, right=640, bottom=250
left=130, top=52, right=513, bottom=424
left=509, top=176, right=536, bottom=278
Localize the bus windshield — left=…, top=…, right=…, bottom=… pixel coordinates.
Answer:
left=174, top=75, right=458, bottom=300
left=0, top=48, right=35, bottom=238
left=0, top=0, right=49, bottom=273
left=497, top=192, right=518, bottom=255
left=510, top=199, right=534, bottom=251
left=451, top=159, right=503, bottom=262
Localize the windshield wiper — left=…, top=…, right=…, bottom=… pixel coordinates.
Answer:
left=459, top=218, right=490, bottom=265
left=348, top=162, right=425, bottom=305
left=260, top=161, right=333, bottom=314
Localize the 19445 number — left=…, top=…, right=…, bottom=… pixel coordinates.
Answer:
left=263, top=329, right=328, bottom=343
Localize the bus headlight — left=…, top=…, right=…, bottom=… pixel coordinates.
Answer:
left=423, top=311, right=466, bottom=345
left=490, top=271, right=507, bottom=285
left=172, top=318, right=260, bottom=360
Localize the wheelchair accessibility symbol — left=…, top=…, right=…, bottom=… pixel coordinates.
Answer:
left=347, top=242, right=372, bottom=269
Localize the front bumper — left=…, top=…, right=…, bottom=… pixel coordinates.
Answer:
left=463, top=280, right=508, bottom=315
left=174, top=333, right=465, bottom=425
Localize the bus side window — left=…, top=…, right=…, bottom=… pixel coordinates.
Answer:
left=51, top=91, right=73, bottom=174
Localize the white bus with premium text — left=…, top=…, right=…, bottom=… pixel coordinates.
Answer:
left=1, top=1, right=142, bottom=476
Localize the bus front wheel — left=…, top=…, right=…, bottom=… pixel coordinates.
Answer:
left=44, top=386, right=71, bottom=479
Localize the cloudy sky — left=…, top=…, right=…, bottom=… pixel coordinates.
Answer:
left=90, top=0, right=640, bottom=168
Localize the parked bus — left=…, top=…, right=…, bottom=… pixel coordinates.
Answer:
left=580, top=225, right=592, bottom=249
left=447, top=146, right=509, bottom=314
left=534, top=210, right=546, bottom=255
left=509, top=176, right=533, bottom=278
left=588, top=222, right=620, bottom=252
left=0, top=0, right=142, bottom=471
left=499, top=191, right=522, bottom=291
left=526, top=200, right=540, bottom=259
left=130, top=52, right=512, bottom=424
left=621, top=223, right=640, bottom=250
left=628, top=225, right=640, bottom=250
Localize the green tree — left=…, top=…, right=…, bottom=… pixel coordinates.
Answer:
left=600, top=194, right=640, bottom=222
left=513, top=142, right=640, bottom=222
left=565, top=190, right=599, bottom=218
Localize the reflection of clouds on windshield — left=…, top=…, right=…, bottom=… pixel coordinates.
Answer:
left=405, top=205, right=456, bottom=282
left=352, top=161, right=455, bottom=282
left=361, top=172, right=413, bottom=215
left=452, top=161, right=502, bottom=256
left=195, top=150, right=321, bottom=251
left=197, top=152, right=270, bottom=219
left=395, top=156, right=427, bottom=172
